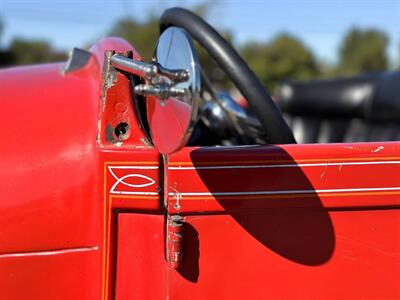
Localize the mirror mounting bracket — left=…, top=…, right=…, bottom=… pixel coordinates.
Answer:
left=110, top=54, right=190, bottom=100
left=109, top=27, right=201, bottom=154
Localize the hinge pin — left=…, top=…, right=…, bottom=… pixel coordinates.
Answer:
left=166, top=215, right=183, bottom=269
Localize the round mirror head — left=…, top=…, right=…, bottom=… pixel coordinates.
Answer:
left=146, top=27, right=200, bottom=154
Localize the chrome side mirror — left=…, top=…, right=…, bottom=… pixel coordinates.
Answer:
left=110, top=27, right=200, bottom=154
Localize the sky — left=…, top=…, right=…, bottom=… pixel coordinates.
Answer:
left=0, top=0, right=399, bottom=65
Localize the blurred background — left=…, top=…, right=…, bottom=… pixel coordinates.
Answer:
left=0, top=0, right=398, bottom=91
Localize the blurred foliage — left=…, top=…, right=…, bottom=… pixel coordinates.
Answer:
left=240, top=33, right=320, bottom=90
left=0, top=16, right=67, bottom=67
left=0, top=49, right=13, bottom=66
left=0, top=18, right=10, bottom=66
left=109, top=16, right=159, bottom=62
left=337, top=27, right=388, bottom=75
left=0, top=8, right=392, bottom=89
left=7, top=38, right=66, bottom=66
left=108, top=2, right=212, bottom=61
left=108, top=2, right=232, bottom=87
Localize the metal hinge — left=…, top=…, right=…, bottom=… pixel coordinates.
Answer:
left=166, top=215, right=183, bottom=269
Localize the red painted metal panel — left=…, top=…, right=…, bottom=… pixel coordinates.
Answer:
left=0, top=62, right=102, bottom=253
left=115, top=213, right=166, bottom=300
left=168, top=211, right=400, bottom=299
left=102, top=151, right=161, bottom=211
left=0, top=38, right=159, bottom=300
left=100, top=150, right=161, bottom=300
left=165, top=143, right=400, bottom=299
left=0, top=247, right=100, bottom=300
left=168, top=143, right=400, bottom=213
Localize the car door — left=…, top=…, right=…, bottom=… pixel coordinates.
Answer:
left=163, top=142, right=400, bottom=299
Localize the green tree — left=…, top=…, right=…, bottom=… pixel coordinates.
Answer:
left=108, top=3, right=214, bottom=62
left=108, top=4, right=233, bottom=87
left=0, top=20, right=14, bottom=67
left=8, top=38, right=66, bottom=66
left=338, top=27, right=388, bottom=75
left=109, top=16, right=159, bottom=62
left=241, top=33, right=319, bottom=90
left=0, top=18, right=11, bottom=66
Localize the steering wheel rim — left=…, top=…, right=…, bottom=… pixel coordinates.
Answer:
left=160, top=7, right=296, bottom=144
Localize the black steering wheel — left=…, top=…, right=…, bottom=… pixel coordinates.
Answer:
left=160, top=7, right=296, bottom=144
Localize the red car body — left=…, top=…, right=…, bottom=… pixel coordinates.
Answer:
left=0, top=38, right=399, bottom=299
